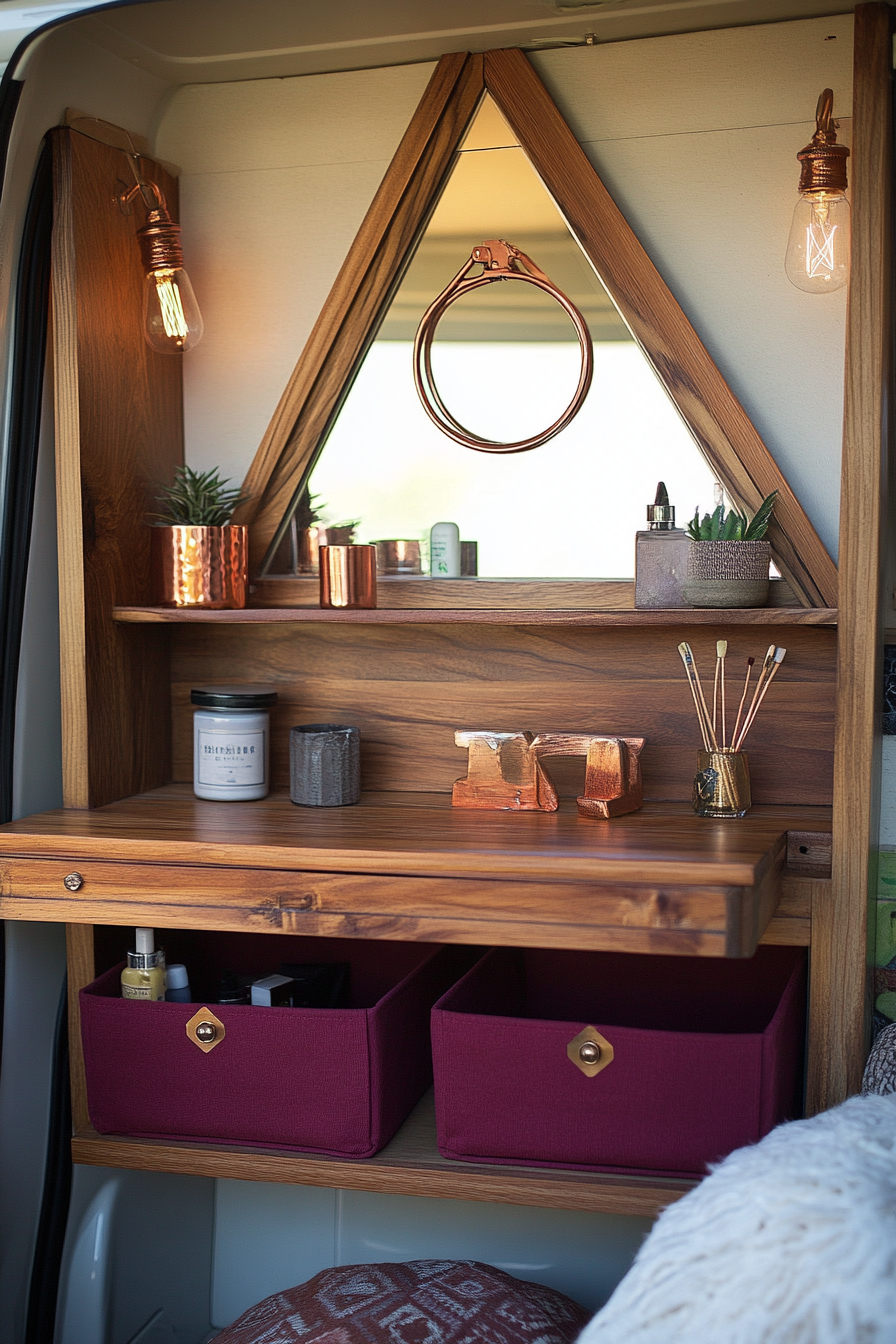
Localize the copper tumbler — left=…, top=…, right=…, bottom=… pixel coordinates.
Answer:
left=319, top=545, right=377, bottom=609
left=151, top=524, right=247, bottom=608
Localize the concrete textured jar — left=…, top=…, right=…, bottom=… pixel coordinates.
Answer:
left=290, top=723, right=361, bottom=806
left=683, top=539, right=771, bottom=608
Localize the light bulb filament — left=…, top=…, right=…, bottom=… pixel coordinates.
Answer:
left=154, top=270, right=189, bottom=342
left=805, top=217, right=838, bottom=280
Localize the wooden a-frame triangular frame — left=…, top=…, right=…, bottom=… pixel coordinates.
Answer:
left=236, top=49, right=837, bottom=608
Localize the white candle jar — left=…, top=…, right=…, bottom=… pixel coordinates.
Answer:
left=191, top=685, right=278, bottom=800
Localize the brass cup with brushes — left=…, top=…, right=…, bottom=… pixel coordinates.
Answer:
left=677, top=640, right=786, bottom=818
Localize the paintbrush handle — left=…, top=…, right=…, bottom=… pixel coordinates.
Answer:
left=735, top=663, right=781, bottom=750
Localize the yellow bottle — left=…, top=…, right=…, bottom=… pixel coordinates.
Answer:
left=121, top=928, right=166, bottom=1001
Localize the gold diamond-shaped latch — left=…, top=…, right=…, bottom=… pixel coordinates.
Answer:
left=186, top=1007, right=226, bottom=1054
left=567, top=1025, right=614, bottom=1077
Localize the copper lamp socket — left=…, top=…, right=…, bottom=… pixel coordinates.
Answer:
left=319, top=545, right=377, bottom=609
left=797, top=88, right=849, bottom=194
left=137, top=207, right=185, bottom=273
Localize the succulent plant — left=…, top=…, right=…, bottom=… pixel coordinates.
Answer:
left=687, top=490, right=778, bottom=543
left=293, top=487, right=323, bottom=532
left=153, top=466, right=250, bottom=527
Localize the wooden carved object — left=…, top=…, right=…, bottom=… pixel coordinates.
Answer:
left=453, top=730, right=645, bottom=818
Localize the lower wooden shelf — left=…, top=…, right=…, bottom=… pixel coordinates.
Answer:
left=71, top=1090, right=695, bottom=1219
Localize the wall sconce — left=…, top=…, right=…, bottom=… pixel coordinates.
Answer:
left=784, top=88, right=850, bottom=294
left=122, top=162, right=204, bottom=354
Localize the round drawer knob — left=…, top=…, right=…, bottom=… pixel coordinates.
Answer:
left=63, top=872, right=84, bottom=892
left=195, top=1022, right=217, bottom=1044
left=578, top=1042, right=601, bottom=1065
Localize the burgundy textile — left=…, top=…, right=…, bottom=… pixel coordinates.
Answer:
left=213, top=1260, right=590, bottom=1344
left=432, top=945, right=806, bottom=1177
left=81, top=935, right=465, bottom=1156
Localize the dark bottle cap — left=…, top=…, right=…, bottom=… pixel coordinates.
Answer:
left=647, top=481, right=675, bottom=530
left=217, top=968, right=248, bottom=1005
left=192, top=685, right=278, bottom=709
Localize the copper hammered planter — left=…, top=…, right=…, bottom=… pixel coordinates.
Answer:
left=151, top=525, right=248, bottom=608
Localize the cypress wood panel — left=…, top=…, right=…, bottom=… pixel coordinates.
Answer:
left=52, top=128, right=182, bottom=808
left=170, top=623, right=835, bottom=803
left=826, top=2, right=893, bottom=1106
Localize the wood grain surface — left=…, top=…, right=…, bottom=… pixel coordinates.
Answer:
left=52, top=128, right=182, bottom=808
left=247, top=576, right=803, bottom=611
left=0, top=790, right=828, bottom=956
left=483, top=49, right=837, bottom=610
left=71, top=1091, right=694, bottom=1217
left=168, top=622, right=835, bottom=802
left=112, top=604, right=837, bottom=627
left=235, top=53, right=486, bottom=572
left=826, top=3, right=893, bottom=1106
left=65, top=923, right=94, bottom=1132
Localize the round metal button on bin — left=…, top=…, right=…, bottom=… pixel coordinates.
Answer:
left=63, top=872, right=83, bottom=892
left=195, top=1022, right=217, bottom=1044
left=578, top=1042, right=601, bottom=1065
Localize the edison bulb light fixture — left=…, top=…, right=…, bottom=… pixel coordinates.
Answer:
left=122, top=173, right=204, bottom=353
left=785, top=89, right=850, bottom=294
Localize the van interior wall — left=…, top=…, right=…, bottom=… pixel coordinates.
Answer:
left=155, top=13, right=853, bottom=563
left=7, top=11, right=855, bottom=1339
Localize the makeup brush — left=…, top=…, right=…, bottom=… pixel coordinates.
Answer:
left=735, top=647, right=786, bottom=749
left=716, top=640, right=728, bottom=748
left=677, top=641, right=712, bottom=750
left=732, top=656, right=755, bottom=748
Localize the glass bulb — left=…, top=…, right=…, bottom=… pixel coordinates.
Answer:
left=784, top=190, right=850, bottom=293
left=143, top=267, right=204, bottom=353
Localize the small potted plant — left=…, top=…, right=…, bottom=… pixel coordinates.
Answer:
left=150, top=466, right=250, bottom=608
left=683, top=491, right=777, bottom=608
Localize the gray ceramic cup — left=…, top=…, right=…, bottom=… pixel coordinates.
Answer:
left=290, top=723, right=361, bottom=807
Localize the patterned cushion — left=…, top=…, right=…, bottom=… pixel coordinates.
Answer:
left=214, top=1259, right=590, bottom=1344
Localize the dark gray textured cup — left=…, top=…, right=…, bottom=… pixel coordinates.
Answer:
left=290, top=723, right=361, bottom=807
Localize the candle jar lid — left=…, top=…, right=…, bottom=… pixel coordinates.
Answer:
left=191, top=685, right=278, bottom=709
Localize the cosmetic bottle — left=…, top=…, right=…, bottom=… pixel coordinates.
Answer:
left=165, top=964, right=192, bottom=1003
left=121, top=928, right=166, bottom=1001
left=634, top=482, right=689, bottom=609
left=430, top=522, right=461, bottom=577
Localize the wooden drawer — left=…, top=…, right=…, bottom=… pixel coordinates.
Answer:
left=0, top=854, right=786, bottom=956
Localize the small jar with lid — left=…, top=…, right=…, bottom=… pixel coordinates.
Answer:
left=192, top=685, right=278, bottom=800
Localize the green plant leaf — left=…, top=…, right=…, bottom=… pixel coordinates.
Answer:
left=743, top=490, right=778, bottom=541
left=152, top=465, right=251, bottom=527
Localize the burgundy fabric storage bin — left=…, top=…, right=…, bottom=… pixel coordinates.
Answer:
left=431, top=945, right=806, bottom=1177
left=81, top=934, right=464, bottom=1156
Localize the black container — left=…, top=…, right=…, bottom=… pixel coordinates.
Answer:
left=290, top=723, right=361, bottom=806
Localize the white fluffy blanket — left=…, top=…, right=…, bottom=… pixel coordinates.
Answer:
left=579, top=1094, right=896, bottom=1343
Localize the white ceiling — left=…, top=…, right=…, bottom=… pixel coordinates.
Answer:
left=52, top=0, right=853, bottom=84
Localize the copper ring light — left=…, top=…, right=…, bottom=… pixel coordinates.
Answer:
left=413, top=239, right=594, bottom=454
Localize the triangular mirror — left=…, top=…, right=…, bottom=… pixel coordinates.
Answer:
left=268, top=95, right=718, bottom=579
left=238, top=51, right=836, bottom=607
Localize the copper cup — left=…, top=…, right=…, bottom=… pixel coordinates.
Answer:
left=319, top=545, right=377, bottom=609
left=151, top=525, right=247, bottom=608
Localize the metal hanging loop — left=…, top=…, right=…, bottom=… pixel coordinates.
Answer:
left=413, top=239, right=594, bottom=454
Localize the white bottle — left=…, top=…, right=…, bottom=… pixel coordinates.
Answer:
left=430, top=522, right=461, bottom=578
left=192, top=686, right=278, bottom=801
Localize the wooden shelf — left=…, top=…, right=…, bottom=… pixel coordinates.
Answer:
left=113, top=605, right=838, bottom=626
left=0, top=788, right=826, bottom=956
left=71, top=1090, right=695, bottom=1217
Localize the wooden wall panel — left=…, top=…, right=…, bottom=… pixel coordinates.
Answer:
left=52, top=128, right=182, bottom=808
left=824, top=2, right=894, bottom=1106
left=171, top=623, right=835, bottom=803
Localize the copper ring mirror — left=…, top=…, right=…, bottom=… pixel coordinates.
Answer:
left=413, top=239, right=594, bottom=454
